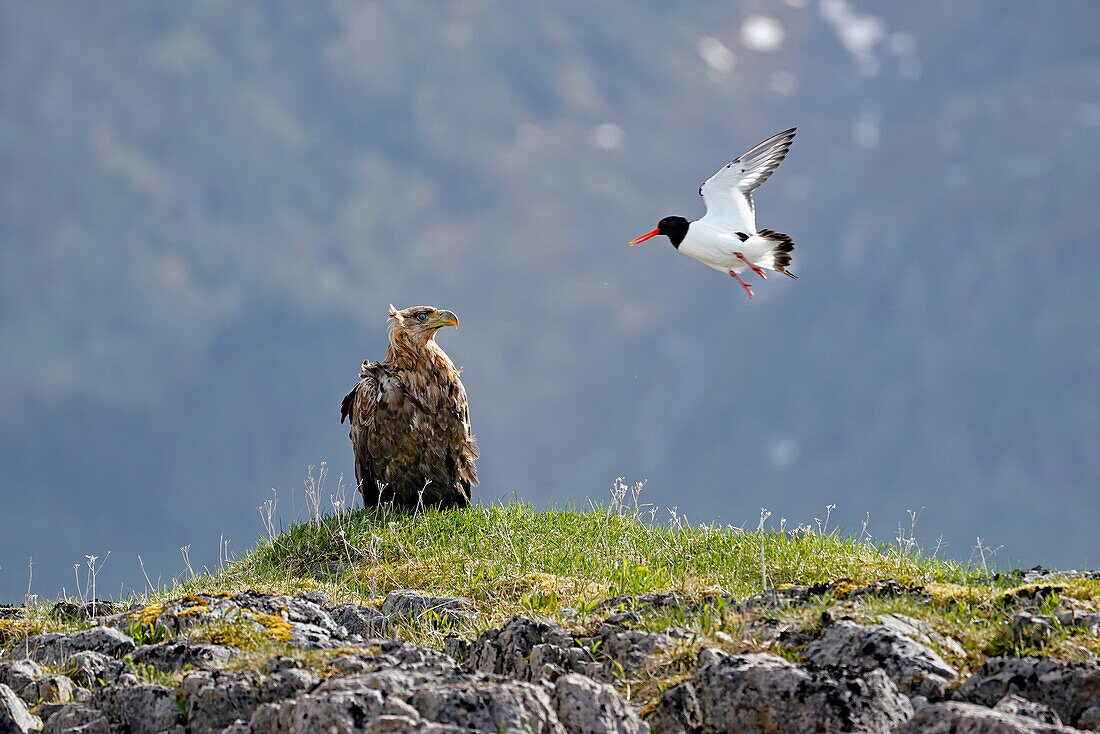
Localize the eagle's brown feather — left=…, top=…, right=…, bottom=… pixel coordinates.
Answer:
left=341, top=306, right=478, bottom=510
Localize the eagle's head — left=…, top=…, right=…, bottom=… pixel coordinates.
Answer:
left=388, top=305, right=459, bottom=345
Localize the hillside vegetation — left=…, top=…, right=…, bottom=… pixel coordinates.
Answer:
left=2, top=501, right=1098, bottom=731
left=5, top=500, right=1097, bottom=672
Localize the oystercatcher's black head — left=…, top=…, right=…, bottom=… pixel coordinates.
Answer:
left=629, top=216, right=689, bottom=249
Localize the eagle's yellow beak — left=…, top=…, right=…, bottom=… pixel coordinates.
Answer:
left=431, top=310, right=459, bottom=329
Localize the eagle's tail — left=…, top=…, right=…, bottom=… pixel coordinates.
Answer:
left=757, top=229, right=798, bottom=279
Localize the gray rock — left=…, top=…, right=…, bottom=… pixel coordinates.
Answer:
left=405, top=680, right=564, bottom=733
left=326, top=654, right=378, bottom=675
left=0, top=683, right=41, bottom=733
left=552, top=673, right=646, bottom=734
left=248, top=686, right=387, bottom=734
left=42, top=703, right=109, bottom=734
left=236, top=593, right=340, bottom=637
left=879, top=612, right=967, bottom=657
left=19, top=674, right=74, bottom=706
left=954, top=656, right=1100, bottom=727
left=382, top=590, right=477, bottom=626
left=594, top=592, right=685, bottom=614
left=602, top=629, right=674, bottom=676
left=314, top=670, right=429, bottom=698
left=894, top=701, right=1079, bottom=733
left=1078, top=705, right=1100, bottom=730
left=245, top=702, right=280, bottom=733
left=993, top=694, right=1064, bottom=725
left=1051, top=607, right=1100, bottom=638
left=645, top=680, right=700, bottom=734
left=249, top=686, right=472, bottom=733
left=647, top=649, right=912, bottom=734
left=131, top=640, right=235, bottom=671
left=61, top=626, right=135, bottom=658
left=468, top=615, right=677, bottom=685
left=178, top=670, right=262, bottom=734
left=263, top=656, right=302, bottom=674
left=1008, top=612, right=1056, bottom=646
left=467, top=616, right=590, bottom=682
left=803, top=618, right=957, bottom=699
left=132, top=592, right=345, bottom=648
left=64, top=651, right=127, bottom=689
left=50, top=601, right=120, bottom=622
left=0, top=660, right=42, bottom=693
left=5, top=626, right=134, bottom=665
left=93, top=683, right=185, bottom=734
left=443, top=634, right=468, bottom=662
left=260, top=668, right=319, bottom=703
left=1055, top=609, right=1100, bottom=636
left=34, top=702, right=67, bottom=725
left=299, top=590, right=331, bottom=607
left=331, top=603, right=388, bottom=637
left=329, top=640, right=463, bottom=683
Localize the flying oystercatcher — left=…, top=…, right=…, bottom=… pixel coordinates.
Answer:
left=629, top=128, right=798, bottom=299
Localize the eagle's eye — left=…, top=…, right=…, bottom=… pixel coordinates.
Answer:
left=416, top=312, right=428, bottom=321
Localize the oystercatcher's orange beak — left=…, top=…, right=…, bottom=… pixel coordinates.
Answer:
left=629, top=228, right=660, bottom=246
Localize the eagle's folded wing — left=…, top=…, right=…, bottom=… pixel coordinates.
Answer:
left=341, top=370, right=380, bottom=502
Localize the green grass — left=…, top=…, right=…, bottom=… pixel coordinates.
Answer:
left=218, top=502, right=1100, bottom=668
left=238, top=502, right=973, bottom=603
left=3, top=500, right=1098, bottom=705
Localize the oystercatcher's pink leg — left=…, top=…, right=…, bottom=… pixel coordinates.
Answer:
left=735, top=252, right=767, bottom=280
left=729, top=270, right=754, bottom=299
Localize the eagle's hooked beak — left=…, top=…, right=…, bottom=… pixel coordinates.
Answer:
left=629, top=228, right=660, bottom=246
left=431, top=310, right=459, bottom=329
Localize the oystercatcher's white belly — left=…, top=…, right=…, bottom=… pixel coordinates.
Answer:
left=680, top=223, right=771, bottom=273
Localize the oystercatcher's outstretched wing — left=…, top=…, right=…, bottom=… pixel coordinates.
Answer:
left=699, top=127, right=796, bottom=234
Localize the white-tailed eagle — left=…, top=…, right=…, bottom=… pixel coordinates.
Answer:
left=340, top=305, right=478, bottom=510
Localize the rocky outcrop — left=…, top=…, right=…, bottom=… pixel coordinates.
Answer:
left=894, top=701, right=1080, bottom=733
left=954, top=656, right=1100, bottom=729
left=803, top=617, right=957, bottom=699
left=648, top=648, right=913, bottom=733
left=463, top=615, right=679, bottom=684
left=2, top=587, right=1099, bottom=733
left=4, top=626, right=134, bottom=665
left=131, top=639, right=236, bottom=671
left=0, top=683, right=41, bottom=734
left=552, top=673, right=647, bottom=734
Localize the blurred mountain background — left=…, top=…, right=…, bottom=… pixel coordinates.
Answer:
left=1, top=1, right=1097, bottom=600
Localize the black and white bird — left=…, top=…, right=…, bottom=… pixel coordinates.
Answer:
left=629, top=128, right=798, bottom=299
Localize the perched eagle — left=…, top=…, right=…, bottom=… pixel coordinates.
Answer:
left=340, top=305, right=478, bottom=511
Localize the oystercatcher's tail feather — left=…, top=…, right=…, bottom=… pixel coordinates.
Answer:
left=758, top=229, right=797, bottom=279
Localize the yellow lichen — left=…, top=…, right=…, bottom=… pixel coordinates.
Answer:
left=140, top=603, right=166, bottom=627
left=925, top=583, right=980, bottom=604
left=252, top=613, right=293, bottom=642
left=831, top=578, right=860, bottom=599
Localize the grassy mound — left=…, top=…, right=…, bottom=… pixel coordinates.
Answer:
left=5, top=501, right=1098, bottom=694
left=238, top=502, right=968, bottom=607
